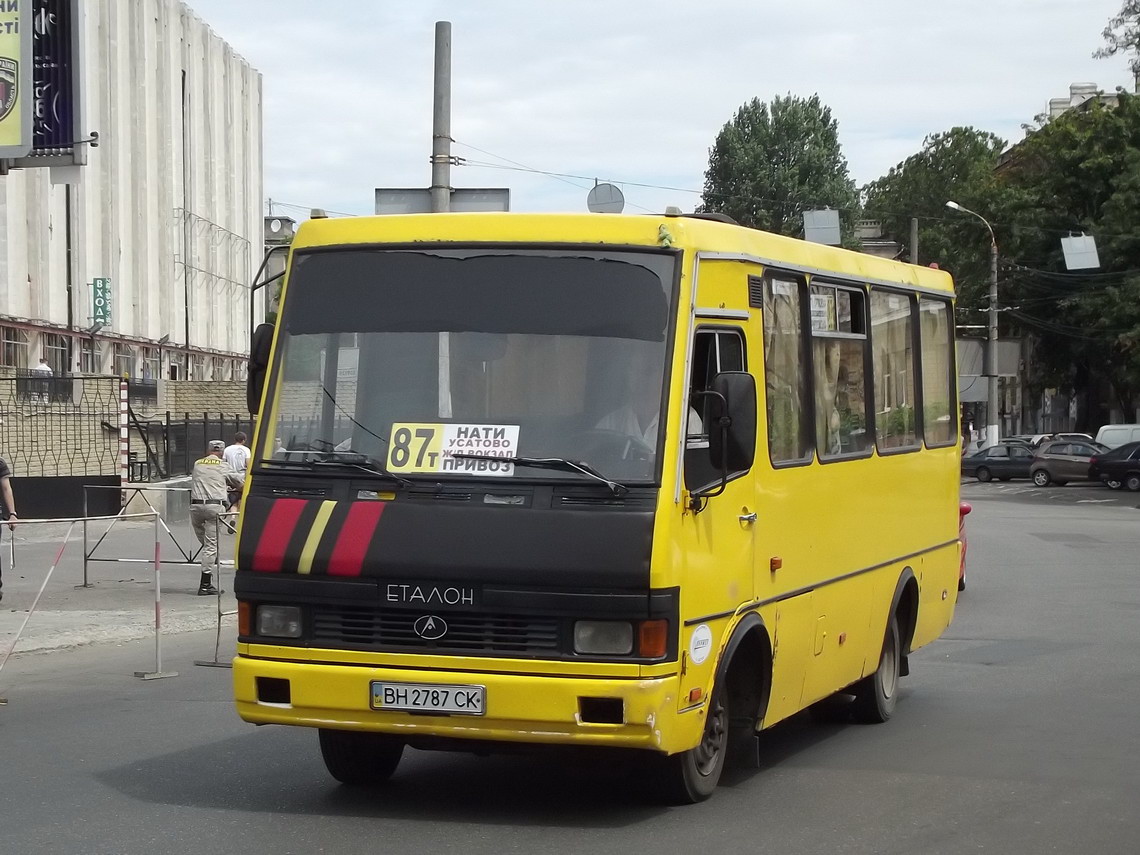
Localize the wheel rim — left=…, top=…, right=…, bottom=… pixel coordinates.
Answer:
left=1107, top=480, right=1122, bottom=490
left=1128, top=476, right=1140, bottom=492
left=976, top=468, right=990, bottom=482
left=1034, top=472, right=1048, bottom=486
left=692, top=697, right=727, bottom=777
left=881, top=633, right=899, bottom=699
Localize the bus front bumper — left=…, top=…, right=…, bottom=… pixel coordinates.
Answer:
left=233, top=654, right=696, bottom=753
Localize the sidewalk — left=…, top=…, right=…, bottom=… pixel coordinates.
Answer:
left=0, top=516, right=236, bottom=656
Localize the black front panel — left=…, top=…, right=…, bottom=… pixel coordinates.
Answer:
left=237, top=573, right=680, bottom=663
left=311, top=606, right=561, bottom=656
left=238, top=483, right=658, bottom=590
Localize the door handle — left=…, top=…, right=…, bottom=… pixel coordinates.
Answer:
left=739, top=512, right=757, bottom=523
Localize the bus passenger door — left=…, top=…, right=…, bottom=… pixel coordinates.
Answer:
left=675, top=260, right=761, bottom=709
left=679, top=323, right=756, bottom=624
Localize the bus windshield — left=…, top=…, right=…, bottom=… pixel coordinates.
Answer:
left=265, top=248, right=677, bottom=483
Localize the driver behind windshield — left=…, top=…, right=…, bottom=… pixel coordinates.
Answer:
left=595, top=343, right=702, bottom=444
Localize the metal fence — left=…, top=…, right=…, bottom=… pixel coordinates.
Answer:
left=0, top=376, right=120, bottom=477
left=127, top=411, right=254, bottom=481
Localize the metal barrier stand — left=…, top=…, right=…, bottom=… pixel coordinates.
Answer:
left=134, top=508, right=177, bottom=681
left=81, top=484, right=204, bottom=586
left=0, top=512, right=172, bottom=706
left=194, top=510, right=240, bottom=669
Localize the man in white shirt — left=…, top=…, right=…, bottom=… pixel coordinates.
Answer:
left=223, top=431, right=251, bottom=474
left=31, top=356, right=52, bottom=403
left=222, top=432, right=251, bottom=521
left=596, top=401, right=704, bottom=446
left=594, top=344, right=704, bottom=449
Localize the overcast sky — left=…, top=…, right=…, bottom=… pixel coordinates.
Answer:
left=187, top=0, right=1133, bottom=220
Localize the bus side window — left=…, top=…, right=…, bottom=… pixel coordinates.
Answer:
left=761, top=273, right=813, bottom=465
left=870, top=289, right=919, bottom=451
left=810, top=283, right=872, bottom=459
left=684, top=327, right=745, bottom=491
left=919, top=297, right=957, bottom=446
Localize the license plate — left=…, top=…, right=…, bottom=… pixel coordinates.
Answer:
left=370, top=681, right=485, bottom=716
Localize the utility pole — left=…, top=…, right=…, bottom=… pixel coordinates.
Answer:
left=987, top=240, right=999, bottom=445
left=430, top=21, right=452, bottom=214
left=431, top=21, right=453, bottom=420
left=910, top=218, right=919, bottom=265
left=946, top=200, right=999, bottom=447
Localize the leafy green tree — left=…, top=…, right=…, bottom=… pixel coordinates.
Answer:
left=1095, top=0, right=1140, bottom=73
left=862, top=127, right=1006, bottom=312
left=699, top=95, right=857, bottom=238
left=995, top=94, right=1140, bottom=422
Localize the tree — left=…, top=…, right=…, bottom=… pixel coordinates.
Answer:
left=862, top=127, right=1006, bottom=311
left=1095, top=1, right=1140, bottom=74
left=699, top=95, right=857, bottom=238
left=995, top=94, right=1140, bottom=423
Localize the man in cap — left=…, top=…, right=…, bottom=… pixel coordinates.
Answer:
left=190, top=439, right=244, bottom=595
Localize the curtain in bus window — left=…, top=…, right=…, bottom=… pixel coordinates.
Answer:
left=920, top=298, right=955, bottom=444
left=813, top=337, right=870, bottom=457
left=870, top=290, right=918, bottom=449
left=762, top=277, right=812, bottom=462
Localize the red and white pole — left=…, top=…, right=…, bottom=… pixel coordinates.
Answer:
left=119, top=380, right=129, bottom=506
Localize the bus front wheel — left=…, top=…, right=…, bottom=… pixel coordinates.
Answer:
left=318, top=728, right=404, bottom=786
left=851, top=614, right=901, bottom=724
left=658, top=691, right=729, bottom=803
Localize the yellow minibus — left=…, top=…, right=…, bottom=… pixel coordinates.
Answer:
left=233, top=211, right=960, bottom=802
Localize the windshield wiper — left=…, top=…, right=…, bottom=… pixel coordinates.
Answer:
left=258, top=453, right=412, bottom=488
left=450, top=454, right=629, bottom=497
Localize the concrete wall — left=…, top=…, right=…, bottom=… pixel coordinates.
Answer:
left=0, top=0, right=263, bottom=378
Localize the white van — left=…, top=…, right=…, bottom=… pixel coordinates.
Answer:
left=1095, top=424, right=1140, bottom=449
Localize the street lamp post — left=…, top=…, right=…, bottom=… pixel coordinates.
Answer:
left=947, top=201, right=1000, bottom=448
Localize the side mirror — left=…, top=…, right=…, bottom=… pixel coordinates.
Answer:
left=247, top=322, right=275, bottom=415
left=709, top=371, right=757, bottom=473
left=689, top=372, right=757, bottom=510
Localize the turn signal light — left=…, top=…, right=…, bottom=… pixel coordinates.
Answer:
left=638, top=620, right=668, bottom=658
left=238, top=601, right=251, bottom=636
left=688, top=687, right=703, bottom=703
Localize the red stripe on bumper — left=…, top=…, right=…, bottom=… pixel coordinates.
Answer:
left=251, top=499, right=308, bottom=573
left=327, top=502, right=385, bottom=577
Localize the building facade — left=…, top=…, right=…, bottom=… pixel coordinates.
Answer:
left=0, top=0, right=262, bottom=382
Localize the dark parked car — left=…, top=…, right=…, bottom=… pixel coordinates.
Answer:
left=961, top=443, right=1034, bottom=482
left=1088, top=441, right=1140, bottom=492
left=1029, top=440, right=1108, bottom=487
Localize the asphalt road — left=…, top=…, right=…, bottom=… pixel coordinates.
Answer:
left=961, top=476, right=1140, bottom=509
left=2, top=491, right=1138, bottom=855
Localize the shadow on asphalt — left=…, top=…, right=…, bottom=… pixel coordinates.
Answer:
left=97, top=709, right=853, bottom=824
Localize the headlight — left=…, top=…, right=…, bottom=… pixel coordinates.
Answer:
left=256, top=605, right=303, bottom=638
left=574, top=620, right=633, bottom=655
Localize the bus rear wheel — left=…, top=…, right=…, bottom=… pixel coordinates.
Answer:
left=851, top=614, right=901, bottom=724
left=658, top=691, right=728, bottom=803
left=318, top=728, right=404, bottom=786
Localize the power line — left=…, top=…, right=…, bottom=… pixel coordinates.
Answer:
left=266, top=200, right=362, bottom=218
left=460, top=155, right=1140, bottom=242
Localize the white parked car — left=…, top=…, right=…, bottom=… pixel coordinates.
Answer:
left=1095, top=424, right=1140, bottom=450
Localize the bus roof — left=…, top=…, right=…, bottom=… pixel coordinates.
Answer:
left=291, top=212, right=955, bottom=295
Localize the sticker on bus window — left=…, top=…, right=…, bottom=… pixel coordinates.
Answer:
left=810, top=291, right=837, bottom=332
left=387, top=423, right=520, bottom=476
